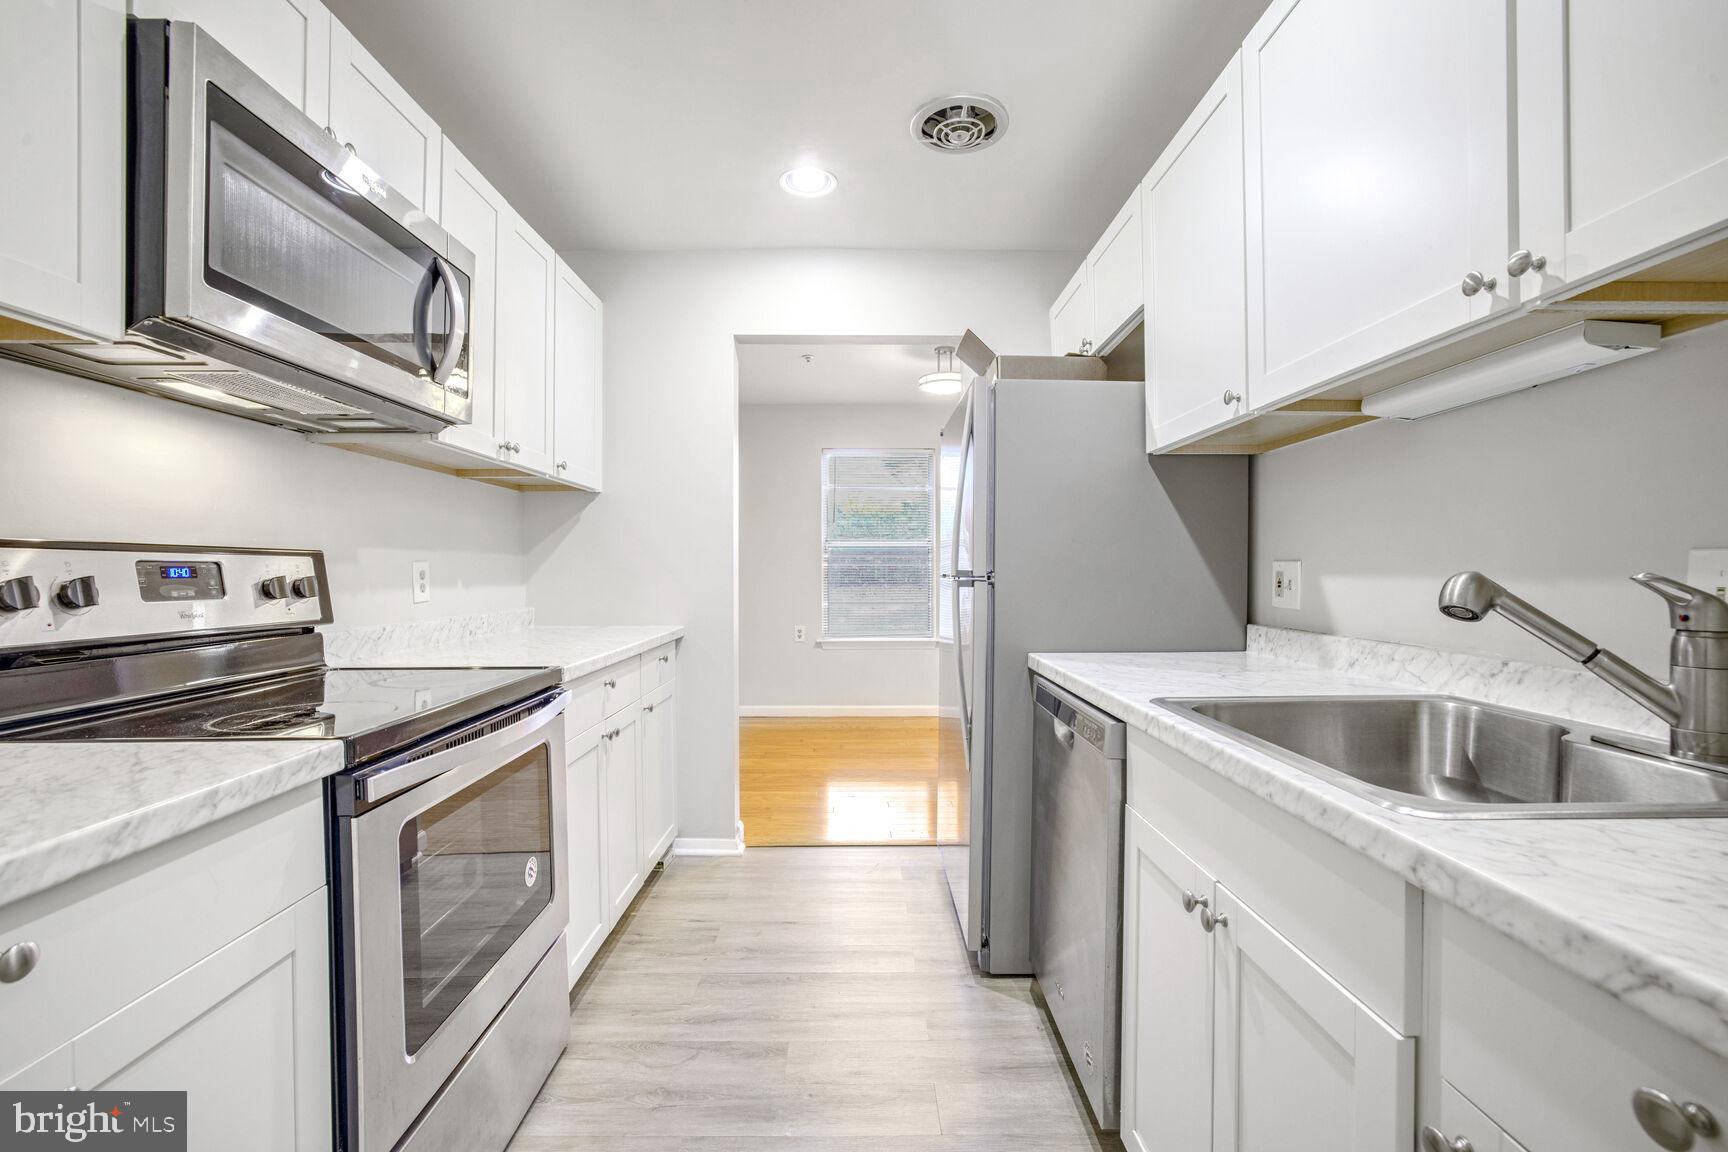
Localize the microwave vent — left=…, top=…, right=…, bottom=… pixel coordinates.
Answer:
left=168, top=369, right=366, bottom=416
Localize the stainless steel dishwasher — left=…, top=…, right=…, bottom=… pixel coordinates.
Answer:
left=1031, top=675, right=1127, bottom=1132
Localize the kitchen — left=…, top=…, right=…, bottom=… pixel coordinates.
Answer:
left=2, top=1, right=1727, bottom=1150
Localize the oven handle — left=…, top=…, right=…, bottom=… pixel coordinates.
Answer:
left=356, top=689, right=567, bottom=806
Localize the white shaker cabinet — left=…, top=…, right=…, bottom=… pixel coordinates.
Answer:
left=1210, top=884, right=1415, bottom=1151
left=1514, top=0, right=1728, bottom=292
left=1087, top=191, right=1143, bottom=354
left=130, top=0, right=331, bottom=123
left=437, top=141, right=507, bottom=459
left=327, top=21, right=440, bottom=217
left=497, top=212, right=558, bottom=475
left=1121, top=807, right=1214, bottom=1152
left=638, top=681, right=676, bottom=870
left=553, top=259, right=605, bottom=491
left=1048, top=262, right=1093, bottom=356
left=601, top=703, right=643, bottom=923
left=1144, top=53, right=1250, bottom=451
left=1242, top=0, right=1514, bottom=410
left=565, top=723, right=609, bottom=985
left=0, top=0, right=125, bottom=342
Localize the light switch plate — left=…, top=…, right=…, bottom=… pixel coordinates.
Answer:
left=412, top=560, right=431, bottom=604
left=1686, top=548, right=1728, bottom=600
left=1272, top=559, right=1302, bottom=609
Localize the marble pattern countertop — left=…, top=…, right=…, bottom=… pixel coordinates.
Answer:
left=0, top=740, right=343, bottom=907
left=1029, top=645, right=1728, bottom=1062
left=329, top=623, right=685, bottom=681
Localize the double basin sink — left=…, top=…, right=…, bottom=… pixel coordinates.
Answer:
left=1158, top=695, right=1728, bottom=819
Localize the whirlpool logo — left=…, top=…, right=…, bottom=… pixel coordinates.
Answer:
left=1, top=1093, right=185, bottom=1150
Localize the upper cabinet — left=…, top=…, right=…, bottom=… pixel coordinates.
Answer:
left=1515, top=0, right=1728, bottom=290
left=327, top=21, right=441, bottom=218
left=553, top=260, right=604, bottom=491
left=1143, top=54, right=1249, bottom=451
left=1087, top=190, right=1143, bottom=353
left=130, top=0, right=331, bottom=123
left=1048, top=263, right=1092, bottom=356
left=0, top=0, right=125, bottom=342
left=437, top=141, right=506, bottom=459
left=1242, top=0, right=1513, bottom=411
left=496, top=211, right=557, bottom=475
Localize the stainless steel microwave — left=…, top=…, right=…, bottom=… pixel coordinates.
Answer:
left=6, top=20, right=473, bottom=433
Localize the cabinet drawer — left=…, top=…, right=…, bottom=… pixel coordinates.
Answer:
left=1436, top=903, right=1728, bottom=1152
left=601, top=657, right=641, bottom=716
left=0, top=785, right=325, bottom=1082
left=640, top=642, right=676, bottom=692
left=565, top=668, right=607, bottom=735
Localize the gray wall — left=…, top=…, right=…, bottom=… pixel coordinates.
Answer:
left=1252, top=321, right=1728, bottom=674
left=0, top=359, right=528, bottom=628
left=739, top=402, right=942, bottom=710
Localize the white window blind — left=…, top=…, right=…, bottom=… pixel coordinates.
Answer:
left=821, top=448, right=936, bottom=639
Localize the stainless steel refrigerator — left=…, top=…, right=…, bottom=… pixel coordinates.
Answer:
left=936, top=334, right=1249, bottom=975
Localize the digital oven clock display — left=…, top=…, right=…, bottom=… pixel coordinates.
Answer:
left=136, top=560, right=225, bottom=602
left=161, top=565, right=198, bottom=580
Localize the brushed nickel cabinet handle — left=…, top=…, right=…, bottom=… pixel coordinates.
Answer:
left=1420, top=1127, right=1473, bottom=1152
left=1461, top=270, right=1497, bottom=297
left=1506, top=249, right=1548, bottom=277
left=1633, top=1087, right=1719, bottom=1150
left=1199, top=907, right=1228, bottom=933
left=0, top=941, right=39, bottom=983
left=1181, top=892, right=1209, bottom=914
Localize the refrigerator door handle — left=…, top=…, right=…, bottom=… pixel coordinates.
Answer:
left=952, top=392, right=976, bottom=740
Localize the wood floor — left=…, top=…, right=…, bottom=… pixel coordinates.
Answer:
left=740, top=717, right=944, bottom=846
left=507, top=847, right=1122, bottom=1152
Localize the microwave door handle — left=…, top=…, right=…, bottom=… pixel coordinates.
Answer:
left=428, top=254, right=468, bottom=387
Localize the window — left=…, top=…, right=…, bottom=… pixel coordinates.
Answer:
left=821, top=448, right=936, bottom=640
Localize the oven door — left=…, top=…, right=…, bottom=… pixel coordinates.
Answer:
left=151, top=21, right=471, bottom=424
left=337, top=691, right=568, bottom=1152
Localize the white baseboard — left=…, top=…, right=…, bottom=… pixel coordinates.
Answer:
left=673, top=820, right=746, bottom=856
left=738, top=704, right=939, bottom=717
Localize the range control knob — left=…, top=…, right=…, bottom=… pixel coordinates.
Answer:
left=0, top=575, right=41, bottom=613
left=56, top=575, right=99, bottom=610
left=290, top=575, right=320, bottom=600
left=259, top=575, right=292, bottom=601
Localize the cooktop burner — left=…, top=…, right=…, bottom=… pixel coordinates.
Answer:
left=10, top=664, right=563, bottom=765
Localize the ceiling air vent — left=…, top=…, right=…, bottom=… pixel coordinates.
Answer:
left=910, top=94, right=1009, bottom=153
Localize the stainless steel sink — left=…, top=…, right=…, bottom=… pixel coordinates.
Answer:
left=1156, top=695, right=1728, bottom=819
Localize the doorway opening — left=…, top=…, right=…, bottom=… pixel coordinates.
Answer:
left=735, top=338, right=960, bottom=845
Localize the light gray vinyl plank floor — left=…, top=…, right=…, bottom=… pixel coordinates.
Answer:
left=506, top=846, right=1124, bottom=1152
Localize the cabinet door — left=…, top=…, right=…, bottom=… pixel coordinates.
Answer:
left=130, top=0, right=331, bottom=123
left=638, top=685, right=676, bottom=869
left=565, top=724, right=608, bottom=986
left=552, top=259, right=604, bottom=490
left=1243, top=0, right=1513, bottom=410
left=437, top=141, right=505, bottom=457
left=1145, top=53, right=1250, bottom=452
left=73, top=890, right=331, bottom=1152
left=1088, top=190, right=1143, bottom=353
left=1516, top=0, right=1728, bottom=289
left=1048, top=262, right=1093, bottom=355
left=0, top=0, right=124, bottom=341
left=601, top=705, right=642, bottom=922
left=497, top=211, right=557, bottom=475
left=1121, top=807, right=1213, bottom=1152
left=327, top=20, right=440, bottom=216
left=1211, top=883, right=1414, bottom=1152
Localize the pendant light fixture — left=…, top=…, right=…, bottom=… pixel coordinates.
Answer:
left=917, top=345, right=964, bottom=395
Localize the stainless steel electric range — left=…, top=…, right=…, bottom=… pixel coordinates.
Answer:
left=0, top=541, right=570, bottom=1152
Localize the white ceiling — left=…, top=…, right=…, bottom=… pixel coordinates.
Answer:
left=323, top=0, right=1271, bottom=251
left=737, top=341, right=965, bottom=406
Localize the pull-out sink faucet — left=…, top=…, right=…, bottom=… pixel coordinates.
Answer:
left=1438, top=571, right=1728, bottom=765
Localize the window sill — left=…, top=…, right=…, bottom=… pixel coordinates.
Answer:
left=817, top=637, right=938, bottom=651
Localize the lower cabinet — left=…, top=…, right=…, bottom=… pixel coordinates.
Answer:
left=564, top=723, right=609, bottom=984
left=601, top=701, right=643, bottom=923
left=639, top=682, right=676, bottom=866
left=1121, top=802, right=1415, bottom=1152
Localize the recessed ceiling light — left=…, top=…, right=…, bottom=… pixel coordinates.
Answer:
left=918, top=345, right=964, bottom=396
left=779, top=166, right=837, bottom=198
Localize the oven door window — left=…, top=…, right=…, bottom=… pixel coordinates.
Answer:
left=397, top=745, right=552, bottom=1055
left=202, top=82, right=467, bottom=378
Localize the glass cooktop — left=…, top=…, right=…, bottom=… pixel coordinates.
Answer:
left=12, top=665, right=563, bottom=764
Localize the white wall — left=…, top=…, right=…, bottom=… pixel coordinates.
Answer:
left=739, top=402, right=941, bottom=711
left=524, top=248, right=1077, bottom=841
left=0, top=360, right=527, bottom=627
left=1252, top=321, right=1728, bottom=674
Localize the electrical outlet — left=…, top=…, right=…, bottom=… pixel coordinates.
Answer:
left=1272, top=559, right=1302, bottom=609
left=794, top=625, right=807, bottom=643
left=412, top=560, right=431, bottom=604
left=1687, top=548, right=1728, bottom=600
